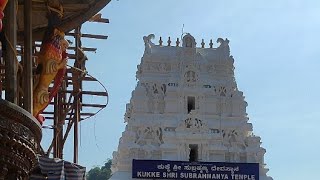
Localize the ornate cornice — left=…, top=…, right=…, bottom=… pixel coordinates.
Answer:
left=0, top=99, right=42, bottom=177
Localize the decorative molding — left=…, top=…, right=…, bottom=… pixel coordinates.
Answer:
left=143, top=83, right=166, bottom=114
left=135, top=126, right=163, bottom=146
left=176, top=110, right=209, bottom=134
left=142, top=62, right=171, bottom=73
left=0, top=99, right=42, bottom=178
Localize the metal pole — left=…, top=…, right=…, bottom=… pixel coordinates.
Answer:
left=23, top=0, right=33, bottom=112
left=4, top=0, right=17, bottom=104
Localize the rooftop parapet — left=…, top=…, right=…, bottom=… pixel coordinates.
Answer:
left=143, top=33, right=233, bottom=63
left=144, top=33, right=229, bottom=49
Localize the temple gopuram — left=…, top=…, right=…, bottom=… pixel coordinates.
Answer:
left=0, top=0, right=110, bottom=179
left=111, top=34, right=273, bottom=180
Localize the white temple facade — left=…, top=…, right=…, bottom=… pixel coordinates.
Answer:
left=110, top=33, right=273, bottom=180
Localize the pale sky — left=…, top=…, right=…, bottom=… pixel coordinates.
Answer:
left=41, top=1, right=320, bottom=179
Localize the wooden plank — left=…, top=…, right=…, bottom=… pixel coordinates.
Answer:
left=42, top=112, right=95, bottom=116
left=53, top=94, right=59, bottom=158
left=66, top=32, right=108, bottom=40
left=45, top=116, right=84, bottom=121
left=60, top=0, right=111, bottom=33
left=67, top=54, right=76, bottom=59
left=4, top=0, right=18, bottom=104
left=23, top=0, right=33, bottom=113
left=74, top=97, right=79, bottom=164
left=68, top=47, right=97, bottom=52
left=81, top=103, right=106, bottom=108
left=44, top=116, right=84, bottom=121
left=31, top=3, right=89, bottom=12
left=20, top=0, right=112, bottom=41
left=65, top=76, right=97, bottom=82
left=89, top=18, right=109, bottom=23
left=81, top=90, right=108, bottom=96
left=73, top=30, right=81, bottom=162
left=49, top=102, right=105, bottom=108
left=34, top=44, right=97, bottom=52
left=59, top=90, right=108, bottom=96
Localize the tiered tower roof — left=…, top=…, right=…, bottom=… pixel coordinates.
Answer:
left=111, top=33, right=272, bottom=180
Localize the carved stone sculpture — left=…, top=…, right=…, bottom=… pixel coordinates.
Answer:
left=143, top=34, right=155, bottom=54
left=217, top=38, right=230, bottom=60
left=135, top=126, right=163, bottom=146
left=145, top=83, right=166, bottom=113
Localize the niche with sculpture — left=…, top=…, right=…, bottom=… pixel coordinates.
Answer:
left=144, top=83, right=166, bottom=113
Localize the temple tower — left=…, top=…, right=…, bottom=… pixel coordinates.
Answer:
left=111, top=33, right=273, bottom=180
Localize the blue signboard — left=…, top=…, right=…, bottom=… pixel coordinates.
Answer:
left=132, top=159, right=259, bottom=180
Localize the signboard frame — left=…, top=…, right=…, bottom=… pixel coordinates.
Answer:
left=132, top=159, right=259, bottom=180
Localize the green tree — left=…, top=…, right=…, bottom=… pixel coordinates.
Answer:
left=87, top=159, right=112, bottom=180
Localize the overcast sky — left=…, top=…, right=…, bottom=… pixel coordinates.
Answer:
left=42, top=1, right=320, bottom=179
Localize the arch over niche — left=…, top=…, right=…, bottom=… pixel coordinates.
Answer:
left=182, top=33, right=196, bottom=48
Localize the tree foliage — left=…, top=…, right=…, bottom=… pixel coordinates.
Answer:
left=87, top=159, right=112, bottom=180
